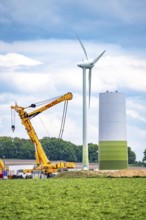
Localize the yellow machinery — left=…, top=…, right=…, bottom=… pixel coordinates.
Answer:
left=0, top=159, right=5, bottom=170
left=11, top=92, right=74, bottom=176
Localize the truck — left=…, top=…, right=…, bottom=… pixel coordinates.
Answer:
left=16, top=169, right=32, bottom=179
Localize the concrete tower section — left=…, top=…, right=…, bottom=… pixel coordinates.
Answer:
left=98, top=91, right=128, bottom=170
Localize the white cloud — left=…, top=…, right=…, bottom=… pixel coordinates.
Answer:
left=126, top=98, right=146, bottom=122
left=127, top=110, right=146, bottom=123
left=0, top=53, right=42, bottom=68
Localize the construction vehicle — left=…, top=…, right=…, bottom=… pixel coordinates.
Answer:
left=11, top=92, right=74, bottom=177
left=16, top=169, right=32, bottom=179
left=0, top=159, right=4, bottom=170
left=0, top=159, right=8, bottom=179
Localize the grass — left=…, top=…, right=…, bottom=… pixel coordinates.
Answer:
left=0, top=178, right=146, bottom=220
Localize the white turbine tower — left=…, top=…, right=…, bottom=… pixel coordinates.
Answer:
left=76, top=34, right=105, bottom=170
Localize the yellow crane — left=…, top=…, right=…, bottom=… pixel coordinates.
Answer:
left=11, top=92, right=74, bottom=177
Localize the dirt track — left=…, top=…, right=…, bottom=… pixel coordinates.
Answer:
left=4, top=159, right=146, bottom=177
left=56, top=169, right=146, bottom=178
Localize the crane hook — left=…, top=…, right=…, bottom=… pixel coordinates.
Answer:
left=11, top=125, right=15, bottom=132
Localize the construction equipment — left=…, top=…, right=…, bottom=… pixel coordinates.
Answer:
left=0, top=159, right=8, bottom=179
left=16, top=169, right=32, bottom=179
left=11, top=92, right=74, bottom=177
left=0, top=159, right=4, bottom=170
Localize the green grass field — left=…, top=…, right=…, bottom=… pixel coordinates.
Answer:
left=0, top=178, right=146, bottom=220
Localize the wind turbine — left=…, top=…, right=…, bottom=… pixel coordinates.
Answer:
left=76, top=34, right=105, bottom=170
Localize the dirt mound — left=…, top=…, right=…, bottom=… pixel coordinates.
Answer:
left=55, top=169, right=146, bottom=178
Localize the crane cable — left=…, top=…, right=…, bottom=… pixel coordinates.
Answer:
left=11, top=109, right=15, bottom=132
left=58, top=100, right=68, bottom=140
left=38, top=115, right=50, bottom=137
left=30, top=96, right=60, bottom=107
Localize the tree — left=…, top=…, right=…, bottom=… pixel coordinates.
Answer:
left=0, top=137, right=16, bottom=158
left=128, top=147, right=136, bottom=164
left=41, top=137, right=78, bottom=162
left=0, top=137, right=34, bottom=159
left=75, top=143, right=98, bottom=163
left=88, top=143, right=98, bottom=162
left=143, top=149, right=146, bottom=161
left=142, top=149, right=146, bottom=166
left=75, top=145, right=82, bottom=162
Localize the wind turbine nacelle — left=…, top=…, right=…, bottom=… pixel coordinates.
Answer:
left=77, top=60, right=94, bottom=69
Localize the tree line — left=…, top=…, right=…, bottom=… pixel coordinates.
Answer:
left=0, top=136, right=138, bottom=164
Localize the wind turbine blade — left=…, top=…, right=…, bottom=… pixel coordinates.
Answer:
left=93, top=50, right=106, bottom=64
left=76, top=33, right=88, bottom=60
left=88, top=69, right=92, bottom=108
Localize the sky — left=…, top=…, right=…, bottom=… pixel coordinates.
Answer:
left=0, top=0, right=146, bottom=161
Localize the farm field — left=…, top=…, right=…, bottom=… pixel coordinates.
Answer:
left=0, top=178, right=146, bottom=220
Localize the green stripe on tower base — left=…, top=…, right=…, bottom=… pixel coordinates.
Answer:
left=99, top=141, right=128, bottom=170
